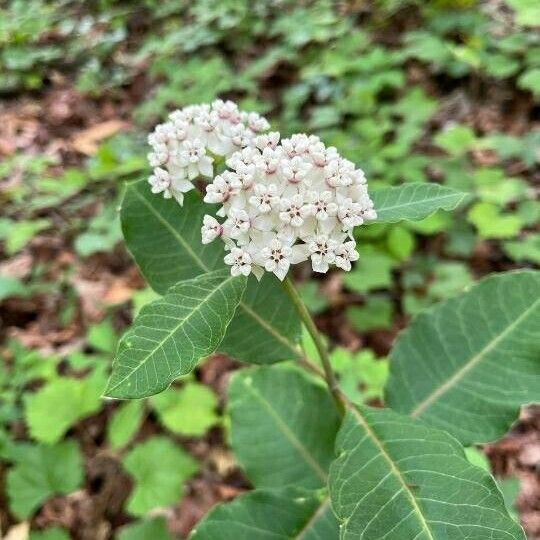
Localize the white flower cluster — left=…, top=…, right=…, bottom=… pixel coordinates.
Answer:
left=147, top=101, right=377, bottom=281
left=147, top=100, right=270, bottom=205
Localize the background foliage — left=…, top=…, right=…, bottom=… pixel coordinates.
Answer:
left=0, top=0, right=538, bottom=538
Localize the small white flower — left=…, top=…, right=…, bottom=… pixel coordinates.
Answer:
left=224, top=247, right=252, bottom=277
left=281, top=156, right=312, bottom=186
left=201, top=215, right=223, bottom=244
left=249, top=184, right=279, bottom=213
left=177, top=139, right=213, bottom=179
left=337, top=197, right=364, bottom=229
left=308, top=234, right=337, bottom=273
left=259, top=238, right=292, bottom=281
left=282, top=134, right=310, bottom=157
left=148, top=167, right=171, bottom=197
left=148, top=147, right=168, bottom=167
left=223, top=207, right=251, bottom=240
left=230, top=123, right=255, bottom=149
left=244, top=111, right=271, bottom=133
left=279, top=194, right=311, bottom=228
left=307, top=190, right=338, bottom=221
left=255, top=132, right=280, bottom=150
left=204, top=172, right=242, bottom=204
left=335, top=240, right=359, bottom=271
left=255, top=147, right=283, bottom=177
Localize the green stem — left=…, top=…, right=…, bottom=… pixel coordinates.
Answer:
left=282, top=277, right=345, bottom=416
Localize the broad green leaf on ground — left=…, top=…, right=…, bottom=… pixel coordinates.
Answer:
left=386, top=226, right=416, bottom=260
left=468, top=202, right=523, bottom=239
left=518, top=68, right=540, bottom=97
left=343, top=246, right=396, bottom=293
left=121, top=180, right=301, bottom=363
left=1, top=218, right=51, bottom=255
left=371, top=183, right=469, bottom=223
left=505, top=0, right=540, bottom=26
left=118, top=517, right=174, bottom=540
left=107, top=400, right=145, bottom=449
left=386, top=270, right=540, bottom=444
left=330, top=348, right=388, bottom=403
left=229, top=366, right=340, bottom=489
left=29, top=527, right=71, bottom=540
left=7, top=440, right=83, bottom=519
left=298, top=281, right=329, bottom=314
left=152, top=382, right=219, bottom=437
left=346, top=296, right=393, bottom=332
left=504, top=233, right=540, bottom=264
left=433, top=124, right=477, bottom=155
left=0, top=275, right=27, bottom=301
left=24, top=368, right=106, bottom=444
left=105, top=269, right=246, bottom=399
left=122, top=436, right=198, bottom=516
left=329, top=405, right=525, bottom=540
left=87, top=317, right=117, bottom=353
left=190, top=488, right=338, bottom=540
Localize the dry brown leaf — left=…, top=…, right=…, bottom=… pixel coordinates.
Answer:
left=102, top=278, right=135, bottom=306
left=71, top=120, right=127, bottom=155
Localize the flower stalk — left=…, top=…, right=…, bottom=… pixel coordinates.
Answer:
left=282, top=276, right=345, bottom=416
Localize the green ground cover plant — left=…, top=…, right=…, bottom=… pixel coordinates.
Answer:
left=0, top=0, right=538, bottom=538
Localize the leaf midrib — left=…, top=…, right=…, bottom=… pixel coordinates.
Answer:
left=243, top=381, right=328, bottom=483
left=294, top=496, right=330, bottom=539
left=132, top=187, right=300, bottom=356
left=374, top=188, right=467, bottom=213
left=348, top=406, right=435, bottom=540
left=410, top=296, right=540, bottom=417
left=107, top=272, right=236, bottom=393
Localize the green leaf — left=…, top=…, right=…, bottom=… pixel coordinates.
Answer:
left=190, top=488, right=338, bottom=539
left=7, top=440, right=83, bottom=519
left=434, top=124, right=477, bottom=156
left=152, top=382, right=219, bottom=437
left=105, top=269, right=246, bottom=399
left=331, top=349, right=389, bottom=402
left=107, top=400, right=145, bottom=449
left=505, top=0, right=540, bottom=26
left=3, top=219, right=51, bottom=255
left=346, top=296, right=393, bottom=332
left=518, top=68, right=540, bottom=96
left=386, top=270, right=540, bottom=444
left=228, top=366, right=340, bottom=489
left=0, top=275, right=27, bottom=301
left=118, top=517, right=173, bottom=540
left=120, top=180, right=301, bottom=363
left=29, top=527, right=71, bottom=540
left=329, top=405, right=525, bottom=540
left=386, top=226, right=416, bottom=260
left=122, top=436, right=198, bottom=516
left=298, top=281, right=329, bottom=315
left=343, top=246, right=396, bottom=293
left=372, top=184, right=469, bottom=223
left=503, top=233, right=540, bottom=264
left=24, top=369, right=106, bottom=444
left=468, top=202, right=523, bottom=239
left=87, top=317, right=117, bottom=353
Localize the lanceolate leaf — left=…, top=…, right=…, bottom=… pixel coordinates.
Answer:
left=229, top=366, right=340, bottom=489
left=372, top=183, right=470, bottom=223
left=105, top=269, right=246, bottom=399
left=329, top=405, right=525, bottom=540
left=121, top=180, right=301, bottom=363
left=386, top=270, right=540, bottom=444
left=190, top=488, right=338, bottom=540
